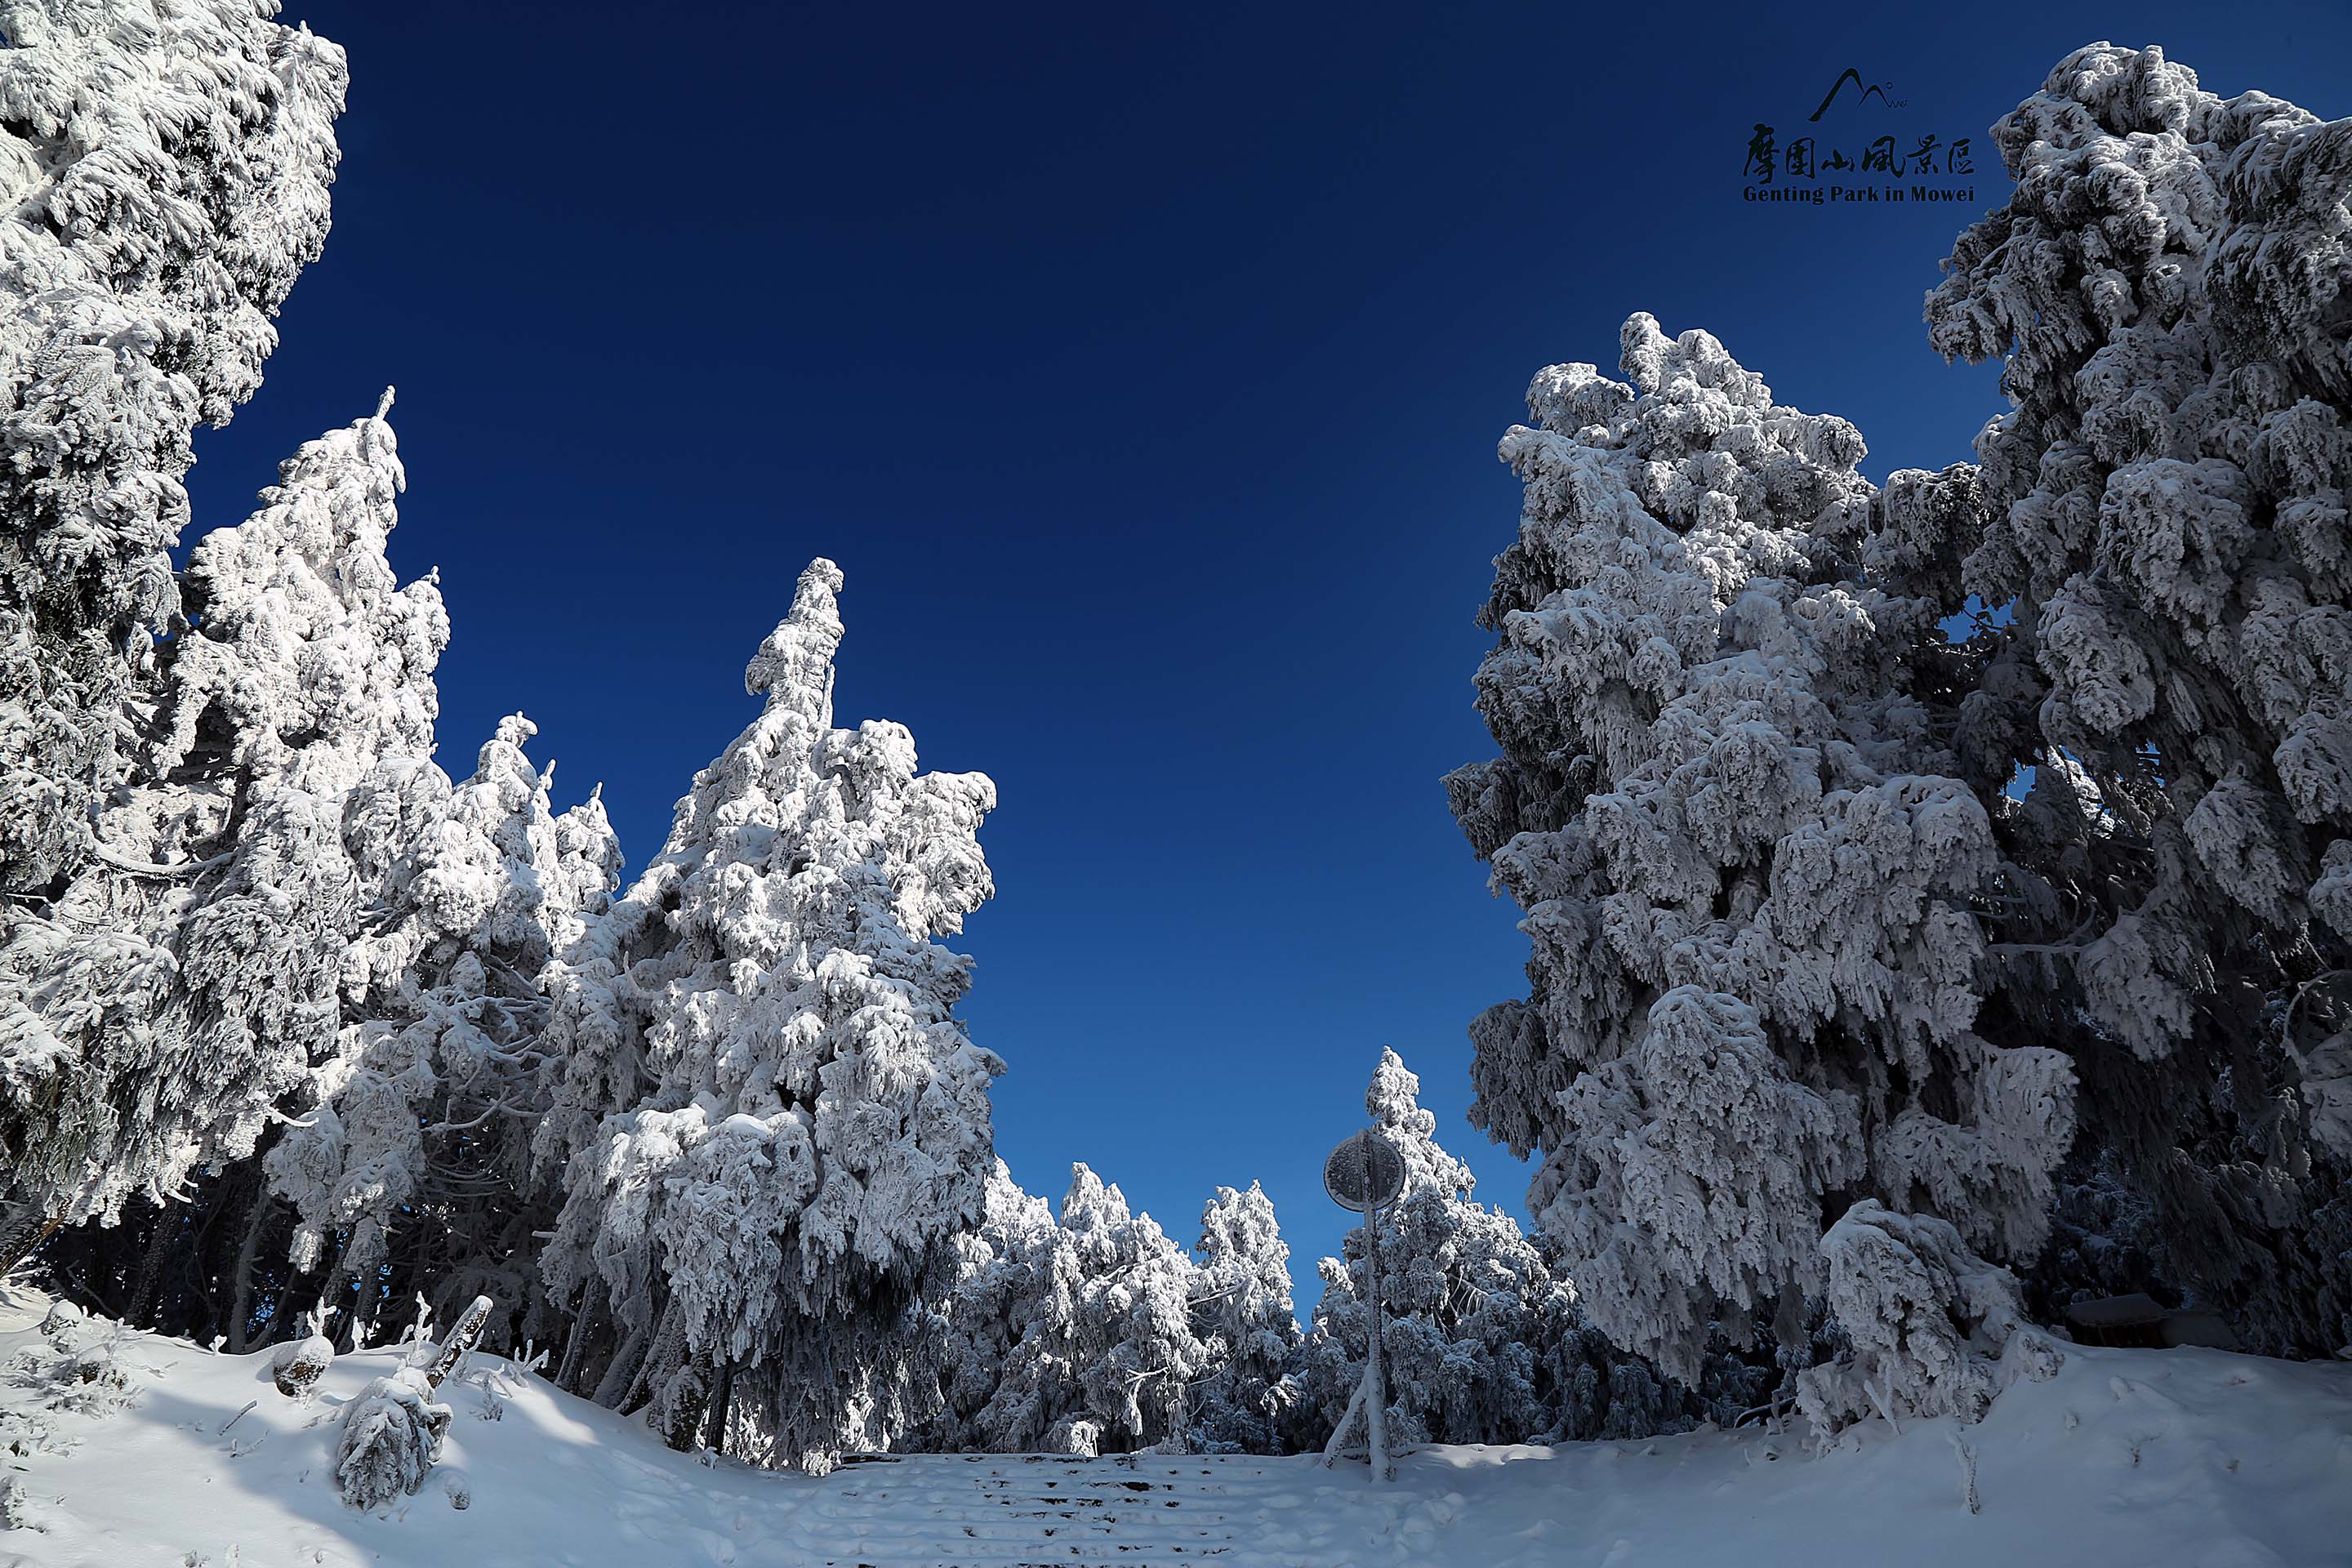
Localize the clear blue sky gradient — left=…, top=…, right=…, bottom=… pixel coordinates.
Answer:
left=194, top=3, right=2350, bottom=1304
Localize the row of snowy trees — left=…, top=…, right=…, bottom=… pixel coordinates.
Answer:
left=1447, top=41, right=2352, bottom=1441
left=0, top=0, right=1012, bottom=1474
left=5, top=6, right=2345, bottom=1472
left=905, top=1049, right=1738, bottom=1459
left=0, top=1, right=1657, bottom=1470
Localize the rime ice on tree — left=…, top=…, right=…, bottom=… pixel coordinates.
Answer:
left=3, top=396, right=451, bottom=1263
left=537, top=559, right=1001, bottom=1471
left=1188, top=1181, right=1302, bottom=1453
left=1294, top=1050, right=1701, bottom=1451
left=1447, top=315, right=2074, bottom=1397
left=1922, top=43, right=2352, bottom=1356
left=0, top=0, right=347, bottom=896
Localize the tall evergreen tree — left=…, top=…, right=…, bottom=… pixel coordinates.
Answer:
left=1445, top=315, right=2069, bottom=1390
left=902, top=1160, right=1068, bottom=1453
left=1188, top=1180, right=1300, bottom=1453
left=1292, top=1049, right=1700, bottom=1448
left=268, top=712, right=619, bottom=1344
left=2, top=394, right=445, bottom=1279
left=537, top=559, right=1001, bottom=1471
left=1918, top=42, right=2352, bottom=1360
left=0, top=0, right=346, bottom=897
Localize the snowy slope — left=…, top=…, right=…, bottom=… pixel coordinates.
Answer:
left=2, top=1285, right=2348, bottom=1568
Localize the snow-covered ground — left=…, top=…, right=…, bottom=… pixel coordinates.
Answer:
left=3, top=1285, right=2347, bottom=1568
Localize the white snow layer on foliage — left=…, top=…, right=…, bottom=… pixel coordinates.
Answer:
left=1927, top=43, right=2352, bottom=1079
left=909, top=1159, right=1213, bottom=1458
left=2, top=396, right=452, bottom=1231
left=1915, top=42, right=2352, bottom=1359
left=536, top=559, right=1001, bottom=1468
left=1296, top=1049, right=1715, bottom=1450
left=0, top=0, right=345, bottom=894
left=0, top=0, right=354, bottom=1254
left=268, top=706, right=620, bottom=1300
left=1447, top=314, right=2074, bottom=1390
left=1793, top=1200, right=2060, bottom=1441
left=1188, top=1178, right=1303, bottom=1452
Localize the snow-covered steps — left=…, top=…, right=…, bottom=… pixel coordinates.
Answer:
left=807, top=1451, right=1362, bottom=1565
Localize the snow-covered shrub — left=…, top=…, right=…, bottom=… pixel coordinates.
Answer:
left=0, top=1475, right=41, bottom=1531
left=537, top=560, right=1001, bottom=1469
left=332, top=1294, right=491, bottom=1509
left=1793, top=1201, right=2060, bottom=1442
left=333, top=1366, right=450, bottom=1510
left=2, top=1321, right=143, bottom=1459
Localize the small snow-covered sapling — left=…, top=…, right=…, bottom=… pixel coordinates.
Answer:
left=332, top=1295, right=496, bottom=1510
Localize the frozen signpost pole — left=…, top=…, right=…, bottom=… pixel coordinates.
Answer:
left=1320, top=1127, right=1405, bottom=1482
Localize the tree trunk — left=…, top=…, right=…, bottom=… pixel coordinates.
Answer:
left=658, top=1348, right=715, bottom=1453
left=126, top=1202, right=179, bottom=1325
left=593, top=1321, right=650, bottom=1410
left=225, top=1190, right=279, bottom=1353
left=421, top=1296, right=496, bottom=1392
left=625, top=1298, right=684, bottom=1414
left=703, top=1359, right=736, bottom=1455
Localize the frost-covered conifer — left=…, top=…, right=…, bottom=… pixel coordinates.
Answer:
left=964, top=1164, right=1213, bottom=1456
left=1447, top=318, right=2074, bottom=1386
left=1292, top=1049, right=1689, bottom=1448
left=267, top=711, right=618, bottom=1340
left=1054, top=1164, right=1215, bottom=1454
left=1187, top=1181, right=1301, bottom=1453
left=0, top=0, right=345, bottom=894
left=920, top=1161, right=1326, bottom=1459
left=537, top=559, right=1000, bottom=1470
left=1917, top=42, right=2352, bottom=1357
left=902, top=1160, right=1069, bottom=1452
left=2, top=395, right=446, bottom=1264
left=333, top=1294, right=492, bottom=1508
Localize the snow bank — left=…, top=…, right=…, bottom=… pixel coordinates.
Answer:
left=2, top=1284, right=2346, bottom=1566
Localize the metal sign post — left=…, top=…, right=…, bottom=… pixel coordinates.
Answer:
left=1321, top=1128, right=1405, bottom=1483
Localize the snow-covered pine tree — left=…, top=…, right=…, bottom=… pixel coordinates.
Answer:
left=944, top=1163, right=1213, bottom=1456
left=1291, top=1049, right=1697, bottom=1448
left=1918, top=42, right=2352, bottom=1359
left=1187, top=1180, right=1301, bottom=1453
left=536, top=559, right=1001, bottom=1471
left=266, top=711, right=619, bottom=1346
left=0, top=0, right=345, bottom=898
left=902, top=1159, right=1071, bottom=1452
left=1054, top=1163, right=1215, bottom=1454
left=2, top=394, right=448, bottom=1298
left=1444, top=318, right=2074, bottom=1399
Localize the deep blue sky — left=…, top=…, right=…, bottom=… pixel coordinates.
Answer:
left=192, top=2, right=2350, bottom=1302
